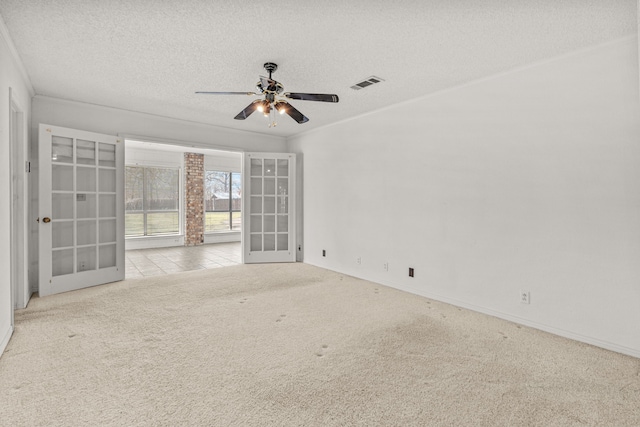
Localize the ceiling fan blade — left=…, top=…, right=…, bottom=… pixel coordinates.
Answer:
left=280, top=102, right=309, bottom=124
left=195, top=91, right=257, bottom=95
left=234, top=100, right=262, bottom=120
left=284, top=93, right=339, bottom=103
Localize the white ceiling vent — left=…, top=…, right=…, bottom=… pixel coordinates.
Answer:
left=350, top=76, right=385, bottom=90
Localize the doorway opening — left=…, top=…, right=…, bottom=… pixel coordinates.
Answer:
left=124, top=140, right=243, bottom=278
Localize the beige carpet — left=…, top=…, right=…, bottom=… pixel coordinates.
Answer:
left=1, top=263, right=639, bottom=426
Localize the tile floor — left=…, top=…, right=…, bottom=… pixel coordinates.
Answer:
left=125, top=242, right=241, bottom=279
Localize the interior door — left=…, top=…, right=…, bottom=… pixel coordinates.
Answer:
left=243, top=153, right=296, bottom=263
left=38, top=124, right=124, bottom=297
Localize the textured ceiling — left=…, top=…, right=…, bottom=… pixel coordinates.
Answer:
left=0, top=0, right=636, bottom=138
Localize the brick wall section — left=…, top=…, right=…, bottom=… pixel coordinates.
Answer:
left=184, top=153, right=204, bottom=246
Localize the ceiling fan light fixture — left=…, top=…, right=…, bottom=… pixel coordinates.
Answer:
left=274, top=101, right=287, bottom=114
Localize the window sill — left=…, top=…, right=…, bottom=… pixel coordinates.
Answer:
left=125, top=234, right=184, bottom=250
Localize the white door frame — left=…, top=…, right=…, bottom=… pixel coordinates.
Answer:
left=9, top=88, right=29, bottom=311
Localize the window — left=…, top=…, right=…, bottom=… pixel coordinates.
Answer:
left=125, top=166, right=180, bottom=236
left=205, top=171, right=241, bottom=232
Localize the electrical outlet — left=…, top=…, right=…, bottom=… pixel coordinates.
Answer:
left=383, top=262, right=388, bottom=271
left=322, top=249, right=326, bottom=257
left=409, top=267, right=414, bottom=277
left=356, top=257, right=361, bottom=265
left=520, top=290, right=530, bottom=304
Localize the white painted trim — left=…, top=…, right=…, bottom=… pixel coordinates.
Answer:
left=204, top=232, right=241, bottom=244
left=305, top=262, right=640, bottom=360
left=0, top=14, right=35, bottom=96
left=9, top=89, right=30, bottom=310
left=0, top=326, right=14, bottom=357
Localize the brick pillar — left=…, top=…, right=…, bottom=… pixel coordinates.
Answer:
left=184, top=153, right=204, bottom=246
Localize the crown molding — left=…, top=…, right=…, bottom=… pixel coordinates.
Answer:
left=0, top=12, right=35, bottom=97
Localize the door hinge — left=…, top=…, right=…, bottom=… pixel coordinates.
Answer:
left=26, top=161, right=31, bottom=173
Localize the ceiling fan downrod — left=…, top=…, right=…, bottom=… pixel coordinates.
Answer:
left=263, top=62, right=277, bottom=80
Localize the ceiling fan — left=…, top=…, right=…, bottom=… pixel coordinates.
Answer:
left=196, top=62, right=339, bottom=127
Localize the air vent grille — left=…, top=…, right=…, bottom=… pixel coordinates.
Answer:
left=350, top=76, right=385, bottom=90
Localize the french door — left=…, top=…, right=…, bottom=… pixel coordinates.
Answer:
left=243, top=153, right=296, bottom=263
left=38, top=124, right=124, bottom=297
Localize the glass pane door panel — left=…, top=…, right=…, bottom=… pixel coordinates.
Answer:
left=250, top=215, right=262, bottom=232
left=264, top=178, right=275, bottom=195
left=98, top=143, right=116, bottom=167
left=277, top=234, right=288, bottom=251
left=125, top=213, right=144, bottom=237
left=264, top=234, right=275, bottom=251
left=99, top=194, right=116, bottom=217
left=52, top=136, right=73, bottom=163
left=277, top=215, right=288, bottom=232
left=77, top=194, right=97, bottom=219
left=99, top=169, right=116, bottom=192
left=251, top=178, right=262, bottom=195
left=77, top=167, right=96, bottom=192
left=250, top=234, right=262, bottom=251
left=77, top=246, right=97, bottom=272
left=277, top=178, right=288, bottom=194
left=264, top=197, right=275, bottom=214
left=232, top=212, right=242, bottom=230
left=76, top=140, right=96, bottom=165
left=52, top=165, right=73, bottom=191
left=277, top=197, right=288, bottom=214
left=77, top=220, right=97, bottom=245
left=244, top=153, right=295, bottom=263
left=99, top=244, right=116, bottom=268
left=250, top=159, right=262, bottom=176
left=277, top=159, right=288, bottom=176
left=99, top=219, right=116, bottom=243
left=264, top=159, right=276, bottom=176
left=53, top=193, right=74, bottom=219
left=52, top=221, right=74, bottom=248
left=264, top=215, right=275, bottom=232
left=52, top=249, right=74, bottom=276
left=250, top=197, right=262, bottom=214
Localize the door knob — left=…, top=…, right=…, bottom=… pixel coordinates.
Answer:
left=43, top=217, right=51, bottom=223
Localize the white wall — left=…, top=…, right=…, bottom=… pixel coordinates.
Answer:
left=289, top=36, right=640, bottom=358
left=32, top=96, right=287, bottom=153
left=0, top=18, right=32, bottom=355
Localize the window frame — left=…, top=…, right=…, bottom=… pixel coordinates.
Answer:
left=125, top=165, right=181, bottom=237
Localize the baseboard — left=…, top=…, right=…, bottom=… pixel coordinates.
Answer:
left=404, top=287, right=640, bottom=360
left=0, top=325, right=14, bottom=357
left=305, top=261, right=640, bottom=360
